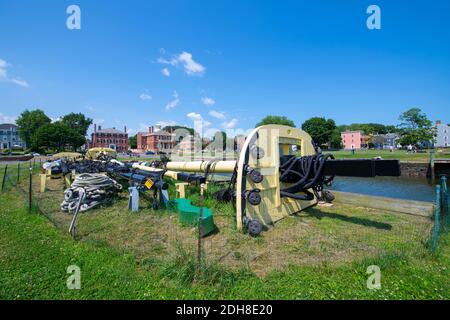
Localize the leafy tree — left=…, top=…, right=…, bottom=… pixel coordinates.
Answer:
left=16, top=109, right=51, bottom=147
left=397, top=108, right=436, bottom=147
left=255, top=115, right=295, bottom=127
left=129, top=135, right=137, bottom=149
left=301, top=117, right=336, bottom=147
left=163, top=125, right=195, bottom=136
left=329, top=129, right=343, bottom=149
left=32, top=122, right=85, bottom=152
left=61, top=112, right=93, bottom=137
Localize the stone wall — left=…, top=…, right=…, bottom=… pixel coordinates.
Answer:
left=400, top=162, right=430, bottom=178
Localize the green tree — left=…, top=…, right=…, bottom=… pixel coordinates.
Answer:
left=255, top=115, right=295, bottom=127
left=61, top=112, right=93, bottom=137
left=329, top=129, right=343, bottom=149
left=15, top=109, right=51, bottom=147
left=163, top=125, right=195, bottom=136
left=33, top=123, right=85, bottom=152
left=397, top=108, right=436, bottom=147
left=129, top=135, right=137, bottom=149
left=301, top=117, right=336, bottom=147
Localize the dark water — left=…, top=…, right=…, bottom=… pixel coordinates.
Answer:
left=327, top=176, right=434, bottom=202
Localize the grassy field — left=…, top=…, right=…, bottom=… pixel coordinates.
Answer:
left=0, top=174, right=448, bottom=299
left=331, top=149, right=449, bottom=162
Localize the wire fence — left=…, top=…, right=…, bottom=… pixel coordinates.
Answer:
left=432, top=176, right=449, bottom=251
left=0, top=159, right=440, bottom=275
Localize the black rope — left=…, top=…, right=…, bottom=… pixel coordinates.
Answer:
left=279, top=153, right=334, bottom=201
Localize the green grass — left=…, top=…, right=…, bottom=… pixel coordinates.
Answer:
left=0, top=178, right=449, bottom=299
left=330, top=149, right=449, bottom=162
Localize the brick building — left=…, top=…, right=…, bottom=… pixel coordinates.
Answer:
left=136, top=125, right=176, bottom=153
left=89, top=124, right=129, bottom=152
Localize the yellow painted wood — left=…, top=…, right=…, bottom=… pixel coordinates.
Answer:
left=39, top=174, right=46, bottom=193
left=175, top=182, right=189, bottom=198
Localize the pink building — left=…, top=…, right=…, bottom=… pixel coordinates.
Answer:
left=341, top=130, right=363, bottom=150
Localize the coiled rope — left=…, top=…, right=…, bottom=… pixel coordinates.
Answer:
left=61, top=173, right=122, bottom=213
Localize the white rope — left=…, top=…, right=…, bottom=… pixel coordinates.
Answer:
left=61, top=173, right=122, bottom=213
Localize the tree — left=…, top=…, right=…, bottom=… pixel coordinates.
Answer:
left=61, top=112, right=93, bottom=137
left=397, top=108, right=436, bottom=147
left=129, top=135, right=137, bottom=149
left=301, top=117, right=336, bottom=147
left=32, top=122, right=85, bottom=152
left=255, top=115, right=295, bottom=127
left=16, top=109, right=51, bottom=147
left=163, top=125, right=195, bottom=136
left=329, top=129, right=343, bottom=149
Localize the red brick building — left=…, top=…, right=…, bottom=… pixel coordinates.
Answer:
left=89, top=124, right=129, bottom=152
left=136, top=125, right=175, bottom=153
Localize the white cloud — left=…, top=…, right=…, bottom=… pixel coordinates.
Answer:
left=208, top=110, right=226, bottom=120
left=85, top=105, right=95, bottom=112
left=201, top=96, right=215, bottom=106
left=156, top=120, right=177, bottom=127
left=187, top=112, right=203, bottom=122
left=139, top=92, right=152, bottom=101
left=165, top=91, right=180, bottom=110
left=0, top=113, right=17, bottom=123
left=0, top=58, right=29, bottom=88
left=157, top=51, right=205, bottom=76
left=178, top=52, right=205, bottom=75
left=161, top=68, right=170, bottom=77
left=221, top=118, right=238, bottom=129
left=187, top=112, right=211, bottom=128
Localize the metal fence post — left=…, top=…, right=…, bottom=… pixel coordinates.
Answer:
left=432, top=184, right=441, bottom=251
left=28, top=165, right=32, bottom=212
left=17, top=162, right=20, bottom=184
left=1, top=165, right=8, bottom=192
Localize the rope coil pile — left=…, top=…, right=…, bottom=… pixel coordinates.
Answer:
left=61, top=173, right=122, bottom=213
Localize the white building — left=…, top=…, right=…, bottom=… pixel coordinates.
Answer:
left=435, top=120, right=450, bottom=147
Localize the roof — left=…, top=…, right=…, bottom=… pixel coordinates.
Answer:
left=94, top=128, right=126, bottom=134
left=341, top=130, right=363, bottom=134
left=138, top=130, right=174, bottom=136
left=0, top=123, right=18, bottom=130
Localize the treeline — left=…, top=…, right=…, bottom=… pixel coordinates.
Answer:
left=256, top=107, right=436, bottom=149
left=16, top=109, right=92, bottom=153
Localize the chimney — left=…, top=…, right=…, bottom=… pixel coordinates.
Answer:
left=98, top=125, right=102, bottom=131
left=124, top=125, right=127, bottom=134
left=94, top=124, right=97, bottom=132
left=149, top=126, right=154, bottom=133
left=436, top=120, right=442, bottom=125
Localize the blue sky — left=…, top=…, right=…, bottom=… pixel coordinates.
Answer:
left=1, top=0, right=449, bottom=137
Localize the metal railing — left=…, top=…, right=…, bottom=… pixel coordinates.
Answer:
left=432, top=175, right=449, bottom=251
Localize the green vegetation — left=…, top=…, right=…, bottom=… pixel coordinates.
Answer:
left=0, top=174, right=448, bottom=299
left=330, top=149, right=449, bottom=162
left=397, top=108, right=436, bottom=147
left=256, top=115, right=295, bottom=127
left=301, top=117, right=340, bottom=148
left=15, top=109, right=92, bottom=153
